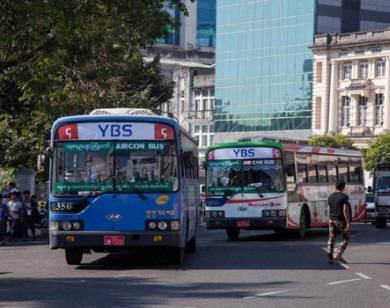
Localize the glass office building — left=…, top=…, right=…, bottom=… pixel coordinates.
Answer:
left=196, top=0, right=216, bottom=48
left=317, top=0, right=390, bottom=34
left=215, top=0, right=390, bottom=140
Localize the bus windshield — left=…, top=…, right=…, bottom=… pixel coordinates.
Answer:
left=206, top=158, right=284, bottom=196
left=51, top=140, right=178, bottom=196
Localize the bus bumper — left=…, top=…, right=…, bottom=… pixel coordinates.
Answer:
left=50, top=231, right=182, bottom=250
left=206, top=217, right=286, bottom=229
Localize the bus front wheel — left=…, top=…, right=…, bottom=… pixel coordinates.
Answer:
left=296, top=209, right=308, bottom=239
left=185, top=234, right=197, bottom=253
left=65, top=248, right=83, bottom=265
left=168, top=247, right=184, bottom=265
left=226, top=228, right=240, bottom=240
left=375, top=217, right=387, bottom=229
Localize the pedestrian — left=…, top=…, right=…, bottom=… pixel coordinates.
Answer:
left=6, top=182, right=19, bottom=197
left=7, top=191, right=23, bottom=242
left=0, top=201, right=12, bottom=245
left=327, top=181, right=351, bottom=264
left=22, top=190, right=38, bottom=241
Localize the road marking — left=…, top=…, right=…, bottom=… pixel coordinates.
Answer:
left=380, top=285, right=390, bottom=291
left=327, top=278, right=361, bottom=285
left=243, top=290, right=286, bottom=300
left=355, top=273, right=372, bottom=280
left=339, top=263, right=350, bottom=269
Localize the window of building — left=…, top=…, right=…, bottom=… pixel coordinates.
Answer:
left=343, top=62, right=352, bottom=79
left=191, top=87, right=215, bottom=119
left=196, top=0, right=216, bottom=47
left=155, top=5, right=180, bottom=45
left=195, top=99, right=201, bottom=111
left=359, top=61, right=368, bottom=78
left=342, top=96, right=351, bottom=127
left=316, top=62, right=323, bottom=83
left=314, top=97, right=322, bottom=129
left=191, top=124, right=214, bottom=148
left=376, top=59, right=385, bottom=77
left=375, top=93, right=384, bottom=125
left=358, top=96, right=368, bottom=126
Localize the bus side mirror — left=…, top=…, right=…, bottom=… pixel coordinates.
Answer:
left=286, top=164, right=295, bottom=177
left=367, top=186, right=373, bottom=193
left=37, top=147, right=53, bottom=173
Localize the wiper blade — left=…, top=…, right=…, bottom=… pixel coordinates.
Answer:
left=79, top=173, right=115, bottom=204
left=116, top=171, right=147, bottom=200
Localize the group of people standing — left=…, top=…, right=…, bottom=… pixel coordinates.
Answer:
left=0, top=182, right=39, bottom=245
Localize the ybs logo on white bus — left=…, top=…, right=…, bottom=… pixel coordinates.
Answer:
left=233, top=148, right=255, bottom=158
left=98, top=124, right=132, bottom=137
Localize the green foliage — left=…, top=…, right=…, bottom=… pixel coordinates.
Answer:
left=308, top=135, right=356, bottom=150
left=0, top=0, right=191, bottom=172
left=0, top=168, right=16, bottom=190
left=363, top=134, right=390, bottom=172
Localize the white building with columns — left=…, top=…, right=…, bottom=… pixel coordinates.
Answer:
left=310, top=29, right=390, bottom=149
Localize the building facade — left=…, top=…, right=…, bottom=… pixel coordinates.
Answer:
left=310, top=29, right=390, bottom=149
left=156, top=0, right=216, bottom=50
left=214, top=0, right=390, bottom=143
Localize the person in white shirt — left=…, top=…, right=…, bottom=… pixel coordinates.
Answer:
left=7, top=191, right=23, bottom=241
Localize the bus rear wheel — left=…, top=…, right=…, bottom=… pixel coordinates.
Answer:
left=65, top=248, right=83, bottom=265
left=226, top=228, right=240, bottom=240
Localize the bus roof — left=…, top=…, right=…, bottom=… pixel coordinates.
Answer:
left=51, top=109, right=197, bottom=144
left=205, top=141, right=362, bottom=158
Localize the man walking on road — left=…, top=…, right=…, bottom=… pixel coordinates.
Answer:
left=327, top=181, right=351, bottom=264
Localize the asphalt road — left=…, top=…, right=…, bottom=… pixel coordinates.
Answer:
left=0, top=222, right=389, bottom=308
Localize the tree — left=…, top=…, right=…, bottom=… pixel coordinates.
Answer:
left=0, top=0, right=192, bottom=171
left=363, top=134, right=390, bottom=172
left=309, top=135, right=356, bottom=150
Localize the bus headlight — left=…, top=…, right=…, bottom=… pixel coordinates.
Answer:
left=263, top=210, right=285, bottom=217
left=57, top=220, right=84, bottom=231
left=158, top=221, right=168, bottom=230
left=148, top=222, right=157, bottom=230
left=170, top=220, right=181, bottom=231
left=206, top=211, right=225, bottom=218
left=62, top=221, right=72, bottom=231
left=146, top=220, right=180, bottom=231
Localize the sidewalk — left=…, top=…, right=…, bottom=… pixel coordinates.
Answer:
left=27, top=226, right=48, bottom=237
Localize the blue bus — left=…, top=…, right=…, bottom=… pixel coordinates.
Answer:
left=48, top=108, right=200, bottom=265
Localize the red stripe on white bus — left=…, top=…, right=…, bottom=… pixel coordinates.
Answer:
left=226, top=195, right=285, bottom=204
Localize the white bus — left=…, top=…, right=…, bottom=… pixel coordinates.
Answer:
left=204, top=140, right=366, bottom=239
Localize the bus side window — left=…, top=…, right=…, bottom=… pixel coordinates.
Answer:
left=338, top=165, right=349, bottom=183
left=297, top=164, right=308, bottom=184
left=307, top=165, right=317, bottom=183
left=328, top=164, right=337, bottom=183
left=318, top=165, right=327, bottom=183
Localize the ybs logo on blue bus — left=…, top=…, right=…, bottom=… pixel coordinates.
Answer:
left=98, top=124, right=132, bottom=137
left=233, top=148, right=255, bottom=158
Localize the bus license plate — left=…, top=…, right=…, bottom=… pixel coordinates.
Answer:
left=104, top=236, right=125, bottom=246
left=236, top=220, right=250, bottom=227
